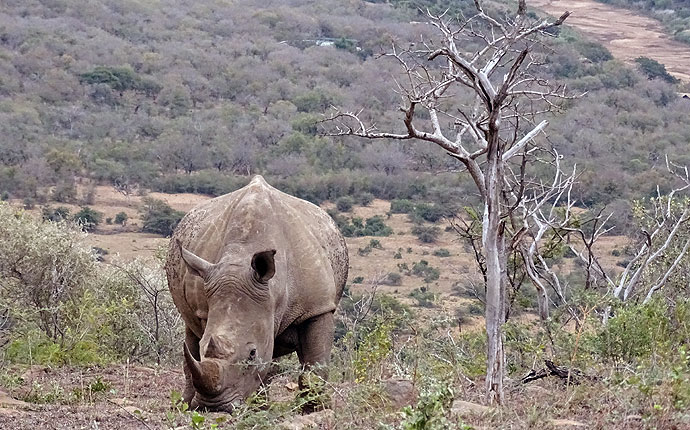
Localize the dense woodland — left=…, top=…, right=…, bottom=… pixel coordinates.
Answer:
left=2, top=0, right=690, bottom=428
left=0, top=0, right=688, bottom=229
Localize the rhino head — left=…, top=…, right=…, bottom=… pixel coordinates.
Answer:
left=178, top=241, right=277, bottom=411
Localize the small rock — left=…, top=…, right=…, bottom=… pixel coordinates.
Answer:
left=451, top=400, right=491, bottom=417
left=279, top=409, right=334, bottom=430
left=382, top=379, right=417, bottom=408
left=549, top=418, right=587, bottom=428
left=285, top=382, right=299, bottom=391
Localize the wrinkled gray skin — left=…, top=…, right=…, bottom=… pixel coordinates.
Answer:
left=165, top=175, right=348, bottom=412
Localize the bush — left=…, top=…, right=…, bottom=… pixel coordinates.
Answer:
left=592, top=299, right=690, bottom=363
left=73, top=207, right=103, bottom=232
left=368, top=239, right=382, bottom=249
left=412, top=260, right=440, bottom=283
left=390, top=199, right=415, bottom=213
left=410, top=286, right=436, bottom=307
left=0, top=202, right=96, bottom=344
left=381, top=272, right=402, bottom=286
left=139, top=197, right=185, bottom=236
left=432, top=248, right=451, bottom=257
left=635, top=57, right=679, bottom=84
left=0, top=206, right=183, bottom=365
left=22, top=197, right=35, bottom=210
left=42, top=206, right=71, bottom=222
left=357, top=192, right=374, bottom=206
left=338, top=215, right=393, bottom=237
left=410, top=203, right=445, bottom=223
left=411, top=225, right=441, bottom=243
left=114, top=211, right=128, bottom=226
left=336, top=196, right=354, bottom=212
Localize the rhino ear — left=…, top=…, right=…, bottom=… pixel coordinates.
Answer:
left=178, top=239, right=213, bottom=279
left=251, top=249, right=276, bottom=283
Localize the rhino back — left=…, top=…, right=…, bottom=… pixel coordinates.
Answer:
left=165, top=176, right=348, bottom=337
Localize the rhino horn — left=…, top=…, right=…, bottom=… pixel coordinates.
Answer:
left=184, top=342, right=223, bottom=395
left=178, top=239, right=214, bottom=279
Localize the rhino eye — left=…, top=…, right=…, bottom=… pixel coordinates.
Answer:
left=249, top=348, right=257, bottom=361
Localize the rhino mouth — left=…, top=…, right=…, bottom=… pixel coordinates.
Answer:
left=192, top=393, right=242, bottom=412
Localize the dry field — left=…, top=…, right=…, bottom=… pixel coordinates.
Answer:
left=27, top=185, right=627, bottom=320
left=532, top=0, right=690, bottom=82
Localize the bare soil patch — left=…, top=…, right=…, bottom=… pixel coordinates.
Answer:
left=532, top=0, right=690, bottom=81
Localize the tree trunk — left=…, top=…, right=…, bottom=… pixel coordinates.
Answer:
left=483, top=117, right=506, bottom=405
left=483, top=207, right=506, bottom=404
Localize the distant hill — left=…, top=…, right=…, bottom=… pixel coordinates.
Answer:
left=0, top=0, right=688, bottom=234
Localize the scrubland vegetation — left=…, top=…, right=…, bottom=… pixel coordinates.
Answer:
left=2, top=0, right=690, bottom=428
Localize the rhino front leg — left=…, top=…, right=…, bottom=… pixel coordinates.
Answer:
left=296, top=311, right=335, bottom=412
left=182, top=327, right=201, bottom=405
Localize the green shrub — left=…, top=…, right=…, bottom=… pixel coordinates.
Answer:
left=357, top=192, right=374, bottom=206
left=368, top=239, right=382, bottom=249
left=593, top=299, right=689, bottom=363
left=42, top=206, right=71, bottom=222
left=73, top=206, right=103, bottom=232
left=139, top=197, right=185, bottom=236
left=577, top=40, right=613, bottom=63
left=22, top=197, right=35, bottom=209
left=411, top=225, right=441, bottom=243
left=467, top=302, right=484, bottom=316
left=410, top=203, right=445, bottom=223
left=412, top=260, right=440, bottom=283
left=390, top=199, right=415, bottom=213
left=432, top=248, right=451, bottom=257
left=336, top=196, right=354, bottom=212
left=635, top=57, right=679, bottom=84
left=410, top=286, right=436, bottom=307
left=352, top=276, right=364, bottom=284
left=114, top=211, right=128, bottom=225
left=400, top=382, right=455, bottom=430
left=338, top=215, right=393, bottom=237
left=0, top=203, right=96, bottom=343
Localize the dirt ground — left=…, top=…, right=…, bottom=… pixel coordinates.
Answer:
left=531, top=0, right=690, bottom=82
left=0, top=365, right=185, bottom=429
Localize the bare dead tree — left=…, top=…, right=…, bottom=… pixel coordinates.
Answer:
left=539, top=155, right=690, bottom=316
left=321, top=1, right=573, bottom=404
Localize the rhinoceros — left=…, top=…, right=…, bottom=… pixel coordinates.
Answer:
left=165, top=175, right=348, bottom=411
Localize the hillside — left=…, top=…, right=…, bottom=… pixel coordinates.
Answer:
left=0, top=0, right=689, bottom=220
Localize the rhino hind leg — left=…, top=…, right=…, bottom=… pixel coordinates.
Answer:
left=183, top=327, right=201, bottom=405
left=296, top=311, right=335, bottom=413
